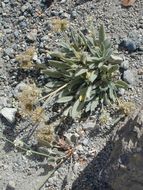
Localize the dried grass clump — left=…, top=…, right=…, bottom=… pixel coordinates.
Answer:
left=36, top=125, right=55, bottom=147
left=99, top=110, right=110, bottom=125
left=118, top=99, right=136, bottom=116
left=31, top=107, right=45, bottom=123
left=16, top=47, right=35, bottom=69
left=51, top=18, right=69, bottom=32
left=18, top=83, right=41, bottom=118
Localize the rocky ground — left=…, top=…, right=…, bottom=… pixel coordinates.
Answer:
left=0, top=0, right=143, bottom=190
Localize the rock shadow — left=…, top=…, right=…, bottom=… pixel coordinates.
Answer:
left=70, top=139, right=114, bottom=190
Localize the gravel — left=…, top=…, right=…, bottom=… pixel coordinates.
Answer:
left=0, top=0, right=143, bottom=190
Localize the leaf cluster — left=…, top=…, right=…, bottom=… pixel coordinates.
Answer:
left=41, top=25, right=128, bottom=119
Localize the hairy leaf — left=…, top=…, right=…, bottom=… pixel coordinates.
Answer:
left=57, top=96, right=73, bottom=103
left=99, top=24, right=105, bottom=43
left=115, top=80, right=128, bottom=89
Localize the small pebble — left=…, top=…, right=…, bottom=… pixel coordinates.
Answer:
left=26, top=29, right=37, bottom=42
left=118, top=88, right=125, bottom=96
left=6, top=181, right=16, bottom=190
left=120, top=60, right=129, bottom=70
left=4, top=48, right=14, bottom=57
left=119, top=39, right=137, bottom=53
left=82, top=139, right=89, bottom=146
left=71, top=11, right=77, bottom=19
left=123, top=70, right=135, bottom=85
left=61, top=12, right=70, bottom=19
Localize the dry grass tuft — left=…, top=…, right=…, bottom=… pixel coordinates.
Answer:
left=51, top=18, right=69, bottom=32
left=16, top=47, right=35, bottom=69
left=118, top=99, right=136, bottom=116
left=18, top=82, right=41, bottom=118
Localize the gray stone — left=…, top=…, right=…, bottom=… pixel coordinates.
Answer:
left=0, top=107, right=17, bottom=123
left=14, top=30, right=19, bottom=38
left=35, top=59, right=41, bottom=64
left=5, top=29, right=12, bottom=34
left=32, top=52, right=38, bottom=61
left=21, top=3, right=31, bottom=13
left=41, top=35, right=49, bottom=42
left=4, top=48, right=14, bottom=57
left=121, top=60, right=129, bottom=70
left=82, top=139, right=89, bottom=146
left=76, top=144, right=84, bottom=152
left=4, top=0, right=9, bottom=3
left=6, top=181, right=16, bottom=190
left=19, top=21, right=27, bottom=28
left=0, top=97, right=9, bottom=108
left=71, top=11, right=77, bottom=18
left=82, top=121, right=95, bottom=130
left=51, top=11, right=59, bottom=16
left=18, top=16, right=25, bottom=21
left=118, top=88, right=125, bottom=96
left=60, top=0, right=67, bottom=3
left=104, top=108, right=143, bottom=190
left=123, top=70, right=135, bottom=85
left=61, top=12, right=70, bottom=19
left=26, top=29, right=37, bottom=42
left=14, top=82, right=27, bottom=97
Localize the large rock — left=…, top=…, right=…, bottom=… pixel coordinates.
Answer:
left=104, top=107, right=143, bottom=190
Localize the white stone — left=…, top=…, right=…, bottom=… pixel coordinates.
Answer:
left=0, top=107, right=17, bottom=123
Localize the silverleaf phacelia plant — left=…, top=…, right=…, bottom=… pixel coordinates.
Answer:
left=40, top=25, right=128, bottom=119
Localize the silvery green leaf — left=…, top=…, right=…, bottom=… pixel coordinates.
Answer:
left=115, top=80, right=128, bottom=89
left=63, top=106, right=72, bottom=117
left=57, top=96, right=73, bottom=103
left=98, top=62, right=104, bottom=68
left=49, top=51, right=65, bottom=59
left=89, top=71, right=97, bottom=82
left=91, top=98, right=99, bottom=112
left=71, top=99, right=80, bottom=118
left=85, top=102, right=91, bottom=112
left=42, top=70, right=64, bottom=78
left=75, top=69, right=87, bottom=76
left=108, top=65, right=119, bottom=74
left=109, top=54, right=123, bottom=64
left=80, top=52, right=87, bottom=64
left=104, top=49, right=112, bottom=61
left=103, top=39, right=111, bottom=50
left=99, top=24, right=105, bottom=43
left=109, top=87, right=116, bottom=102
left=100, top=65, right=108, bottom=72
left=104, top=93, right=111, bottom=105
left=86, top=86, right=92, bottom=99
left=48, top=60, right=71, bottom=70
left=99, top=86, right=109, bottom=92
left=70, top=28, right=79, bottom=49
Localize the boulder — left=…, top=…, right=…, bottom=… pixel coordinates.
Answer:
left=104, top=107, right=143, bottom=190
